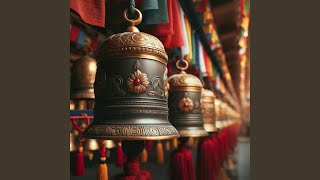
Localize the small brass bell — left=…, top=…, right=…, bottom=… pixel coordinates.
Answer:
left=71, top=52, right=97, bottom=100
left=201, top=88, right=217, bottom=132
left=105, top=140, right=116, bottom=149
left=85, top=138, right=99, bottom=151
left=167, top=60, right=208, bottom=137
left=70, top=133, right=77, bottom=152
left=84, top=8, right=179, bottom=140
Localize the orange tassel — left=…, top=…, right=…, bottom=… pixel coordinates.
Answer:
left=172, top=138, right=178, bottom=149
left=140, top=148, right=148, bottom=163
left=97, top=157, right=108, bottom=180
left=156, top=140, right=164, bottom=164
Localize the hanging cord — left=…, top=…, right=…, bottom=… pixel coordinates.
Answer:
left=128, top=0, right=137, bottom=19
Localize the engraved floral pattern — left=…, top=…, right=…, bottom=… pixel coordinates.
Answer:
left=126, top=70, right=149, bottom=94
left=178, top=97, right=194, bottom=112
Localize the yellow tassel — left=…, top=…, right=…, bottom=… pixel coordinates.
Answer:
left=172, top=138, right=178, bottom=149
left=140, top=148, right=148, bottom=163
left=165, top=140, right=170, bottom=151
left=97, top=157, right=108, bottom=180
left=156, top=141, right=164, bottom=164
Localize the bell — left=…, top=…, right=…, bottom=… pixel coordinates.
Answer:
left=167, top=60, right=208, bottom=137
left=105, top=140, right=116, bottom=149
left=201, top=88, right=217, bottom=132
left=84, top=8, right=179, bottom=140
left=70, top=133, right=77, bottom=152
left=71, top=53, right=97, bottom=100
left=84, top=138, right=99, bottom=151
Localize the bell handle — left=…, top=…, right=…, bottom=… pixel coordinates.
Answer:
left=176, top=59, right=189, bottom=72
left=123, top=7, right=142, bottom=32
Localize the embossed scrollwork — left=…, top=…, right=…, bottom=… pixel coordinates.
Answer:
left=148, top=76, right=165, bottom=97
left=111, top=75, right=126, bottom=96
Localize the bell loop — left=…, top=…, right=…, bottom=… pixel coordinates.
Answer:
left=176, top=60, right=189, bottom=72
left=123, top=7, right=142, bottom=32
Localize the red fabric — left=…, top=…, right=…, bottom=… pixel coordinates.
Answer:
left=146, top=140, right=152, bottom=152
left=194, top=0, right=208, bottom=13
left=170, top=143, right=195, bottom=180
left=70, top=25, right=80, bottom=43
left=91, top=38, right=99, bottom=52
left=70, top=0, right=106, bottom=27
left=74, top=151, right=85, bottom=176
left=144, top=0, right=184, bottom=49
left=117, top=141, right=125, bottom=167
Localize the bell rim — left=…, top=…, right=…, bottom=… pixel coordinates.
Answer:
left=176, top=129, right=209, bottom=137
left=82, top=134, right=180, bottom=141
left=203, top=124, right=218, bottom=133
left=83, top=124, right=180, bottom=140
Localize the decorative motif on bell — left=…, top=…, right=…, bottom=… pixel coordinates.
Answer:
left=126, top=61, right=149, bottom=94
left=167, top=60, right=208, bottom=137
left=83, top=7, right=179, bottom=140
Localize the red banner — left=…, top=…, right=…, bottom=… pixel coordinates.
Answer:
left=70, top=0, right=106, bottom=27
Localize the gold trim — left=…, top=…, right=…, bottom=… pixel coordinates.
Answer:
left=170, top=86, right=202, bottom=92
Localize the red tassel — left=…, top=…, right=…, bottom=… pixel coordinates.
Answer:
left=74, top=145, right=85, bottom=176
left=117, top=140, right=125, bottom=167
left=196, top=137, right=215, bottom=180
left=170, top=142, right=195, bottom=180
left=211, top=135, right=222, bottom=179
left=112, top=155, right=152, bottom=180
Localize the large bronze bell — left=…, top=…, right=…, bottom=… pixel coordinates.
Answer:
left=201, top=88, right=217, bottom=132
left=167, top=60, right=208, bottom=137
left=71, top=53, right=97, bottom=100
left=83, top=8, right=179, bottom=140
